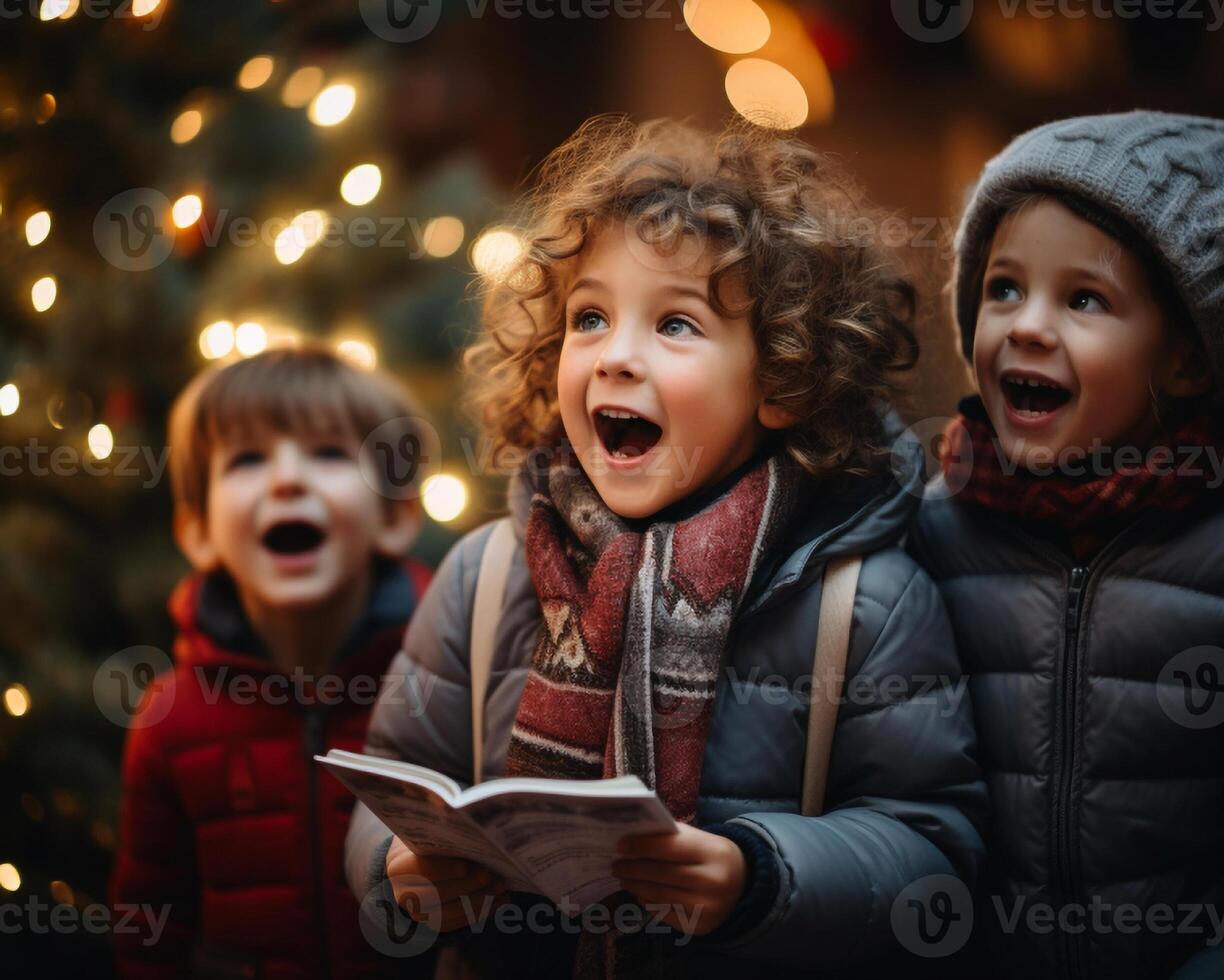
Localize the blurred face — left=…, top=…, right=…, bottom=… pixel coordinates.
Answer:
left=973, top=197, right=1182, bottom=469
left=186, top=427, right=408, bottom=613
left=557, top=222, right=790, bottom=520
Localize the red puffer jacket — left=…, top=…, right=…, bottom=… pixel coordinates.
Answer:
left=110, top=558, right=433, bottom=980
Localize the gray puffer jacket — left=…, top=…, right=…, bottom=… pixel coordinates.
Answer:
left=910, top=480, right=1224, bottom=980
left=345, top=439, right=987, bottom=977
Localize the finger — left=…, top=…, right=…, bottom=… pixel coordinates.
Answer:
left=436, top=885, right=507, bottom=932
left=421, top=870, right=504, bottom=907
left=395, top=867, right=498, bottom=908
left=410, top=855, right=482, bottom=883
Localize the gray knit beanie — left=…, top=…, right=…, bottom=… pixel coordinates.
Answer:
left=953, top=110, right=1224, bottom=388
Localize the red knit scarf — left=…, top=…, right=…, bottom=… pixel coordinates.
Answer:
left=502, top=432, right=804, bottom=977
left=940, top=397, right=1222, bottom=559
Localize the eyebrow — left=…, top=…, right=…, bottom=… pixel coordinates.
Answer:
left=567, top=277, right=711, bottom=307
left=984, top=255, right=1122, bottom=291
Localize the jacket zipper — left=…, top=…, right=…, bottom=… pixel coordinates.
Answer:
left=984, top=513, right=1164, bottom=980
left=304, top=707, right=331, bottom=980
left=1056, top=565, right=1088, bottom=980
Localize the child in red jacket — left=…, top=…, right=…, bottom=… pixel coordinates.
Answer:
left=110, top=346, right=434, bottom=978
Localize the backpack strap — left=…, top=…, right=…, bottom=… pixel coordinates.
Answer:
left=800, top=555, right=862, bottom=817
left=468, top=518, right=516, bottom=786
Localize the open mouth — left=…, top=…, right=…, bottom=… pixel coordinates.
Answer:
left=592, top=408, right=663, bottom=459
left=262, top=520, right=326, bottom=555
left=1001, top=374, right=1072, bottom=418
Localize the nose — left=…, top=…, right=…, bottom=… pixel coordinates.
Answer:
left=1006, top=294, right=1060, bottom=350
left=268, top=440, right=306, bottom=497
left=593, top=323, right=646, bottom=381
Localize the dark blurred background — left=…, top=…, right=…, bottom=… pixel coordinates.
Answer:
left=0, top=0, right=1221, bottom=974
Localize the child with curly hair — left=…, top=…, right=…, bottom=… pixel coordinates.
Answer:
left=345, top=113, right=986, bottom=978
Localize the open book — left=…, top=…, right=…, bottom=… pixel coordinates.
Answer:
left=316, top=749, right=677, bottom=909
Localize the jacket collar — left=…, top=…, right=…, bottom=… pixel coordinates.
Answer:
left=169, top=558, right=417, bottom=678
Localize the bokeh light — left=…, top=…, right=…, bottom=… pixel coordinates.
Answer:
left=422, top=475, right=468, bottom=523
left=0, top=383, right=19, bottom=417
left=199, top=320, right=235, bottom=359
left=25, top=210, right=51, bottom=247
left=237, top=56, right=275, bottom=91
left=172, top=194, right=203, bottom=229
left=423, top=216, right=465, bottom=258
left=87, top=424, right=114, bottom=461
left=683, top=0, right=770, bottom=54
left=308, top=84, right=356, bottom=127
left=170, top=109, right=204, bottom=144
left=340, top=164, right=382, bottom=206
left=235, top=321, right=268, bottom=357
left=31, top=276, right=57, bottom=313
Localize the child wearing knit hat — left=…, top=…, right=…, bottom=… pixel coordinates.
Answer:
left=910, top=111, right=1224, bottom=980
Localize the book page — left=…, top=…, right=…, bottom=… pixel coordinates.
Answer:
left=318, top=761, right=529, bottom=885
left=463, top=790, right=676, bottom=909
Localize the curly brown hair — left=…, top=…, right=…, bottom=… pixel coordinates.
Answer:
left=463, top=112, right=919, bottom=483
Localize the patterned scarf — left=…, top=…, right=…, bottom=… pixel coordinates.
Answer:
left=941, top=396, right=1222, bottom=559
left=501, top=430, right=804, bottom=977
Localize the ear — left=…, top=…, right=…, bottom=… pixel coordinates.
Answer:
left=1160, top=334, right=1214, bottom=399
left=173, top=507, right=221, bottom=572
left=758, top=400, right=799, bottom=431
left=375, top=495, right=424, bottom=558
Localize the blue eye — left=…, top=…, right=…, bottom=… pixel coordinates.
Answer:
left=313, top=444, right=349, bottom=460
left=227, top=449, right=263, bottom=470
left=659, top=317, right=699, bottom=339
left=569, top=310, right=606, bottom=332
left=1070, top=290, right=1108, bottom=314
left=986, top=277, right=1021, bottom=303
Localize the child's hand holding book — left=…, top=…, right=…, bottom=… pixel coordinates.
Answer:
left=613, top=823, right=747, bottom=935
left=386, top=836, right=509, bottom=933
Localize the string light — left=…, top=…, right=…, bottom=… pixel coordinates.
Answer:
left=470, top=226, right=524, bottom=279
left=131, top=0, right=161, bottom=17
left=3, top=684, right=30, bottom=718
left=0, top=383, right=18, bottom=417
left=422, top=475, right=467, bottom=523
left=274, top=210, right=329, bottom=265
left=724, top=58, right=808, bottom=129
left=422, top=216, right=465, bottom=258
left=87, top=423, right=114, bottom=461
left=172, top=194, right=203, bottom=229
left=335, top=338, right=378, bottom=371
left=171, top=109, right=204, bottom=144
left=237, top=56, right=275, bottom=91
left=25, top=211, right=51, bottom=247
left=199, top=320, right=235, bottom=359
left=31, top=276, right=57, bottom=313
left=0, top=864, right=20, bottom=892
left=340, top=164, right=381, bottom=206
left=38, top=0, right=77, bottom=20
left=308, top=84, right=356, bottom=127
left=234, top=321, right=268, bottom=357
left=34, top=93, right=56, bottom=124
left=683, top=0, right=770, bottom=53
left=282, top=66, right=323, bottom=108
